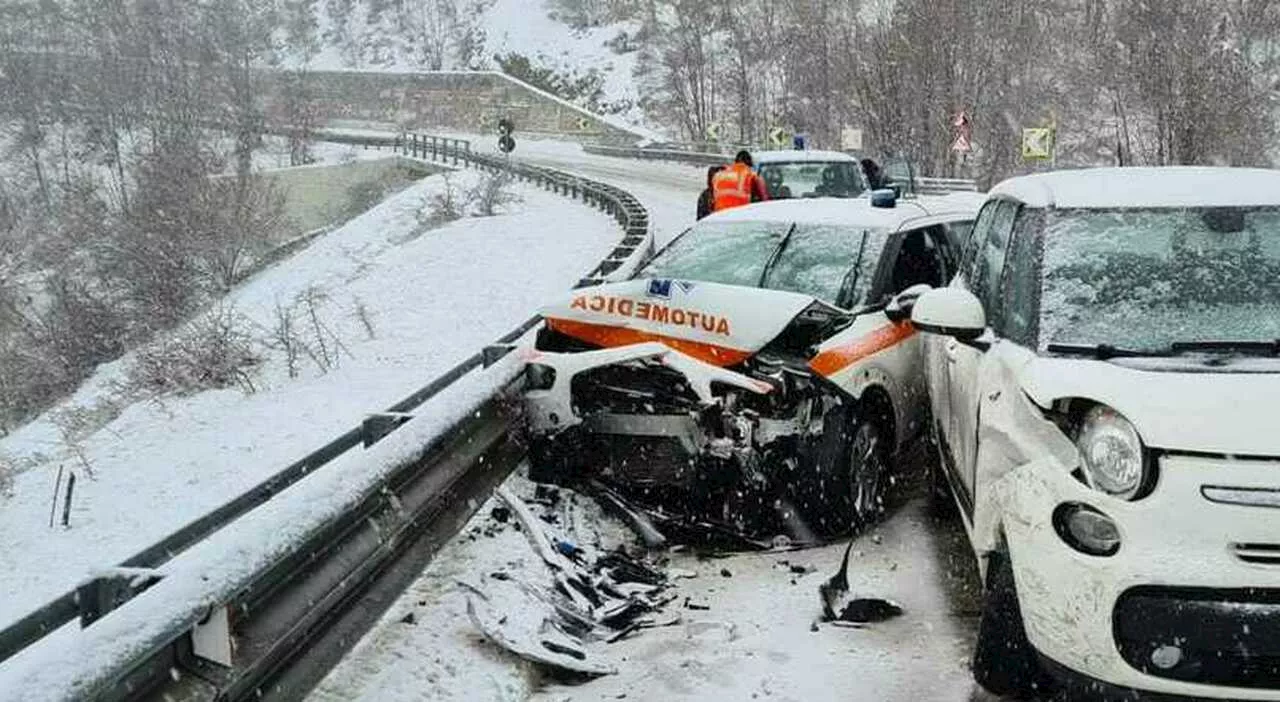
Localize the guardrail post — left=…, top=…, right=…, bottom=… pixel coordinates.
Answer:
left=431, top=136, right=438, bottom=161
left=412, top=133, right=419, bottom=159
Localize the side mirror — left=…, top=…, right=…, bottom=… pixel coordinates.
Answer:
left=884, top=283, right=933, bottom=322
left=911, top=287, right=987, bottom=341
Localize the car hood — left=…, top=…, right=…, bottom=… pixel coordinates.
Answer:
left=1017, top=355, right=1280, bottom=456
left=541, top=279, right=819, bottom=367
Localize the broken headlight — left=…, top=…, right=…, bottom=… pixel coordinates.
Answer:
left=525, top=363, right=557, bottom=391
left=1075, top=404, right=1151, bottom=500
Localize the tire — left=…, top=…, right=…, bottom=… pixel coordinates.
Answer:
left=972, top=547, right=1055, bottom=699
left=846, top=418, right=889, bottom=525
left=801, top=405, right=890, bottom=537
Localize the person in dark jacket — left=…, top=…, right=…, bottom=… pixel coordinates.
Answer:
left=696, top=165, right=724, bottom=220
left=861, top=158, right=885, bottom=190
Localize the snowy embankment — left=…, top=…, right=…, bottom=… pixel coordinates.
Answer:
left=0, top=168, right=619, bottom=631
left=319, top=127, right=705, bottom=249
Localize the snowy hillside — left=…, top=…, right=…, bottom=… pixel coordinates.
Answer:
left=301, top=0, right=647, bottom=128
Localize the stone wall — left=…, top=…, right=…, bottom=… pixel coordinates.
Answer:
left=266, top=70, right=645, bottom=146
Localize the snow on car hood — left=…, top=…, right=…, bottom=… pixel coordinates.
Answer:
left=1018, top=355, right=1280, bottom=456
left=541, top=279, right=817, bottom=367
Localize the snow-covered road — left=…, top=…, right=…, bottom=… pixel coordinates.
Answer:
left=310, top=468, right=1009, bottom=702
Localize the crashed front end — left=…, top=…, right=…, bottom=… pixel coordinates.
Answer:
left=521, top=280, right=847, bottom=518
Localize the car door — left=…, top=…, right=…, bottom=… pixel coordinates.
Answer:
left=945, top=199, right=1018, bottom=507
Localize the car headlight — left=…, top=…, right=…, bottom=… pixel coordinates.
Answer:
left=525, top=363, right=557, bottom=391
left=1075, top=404, right=1148, bottom=500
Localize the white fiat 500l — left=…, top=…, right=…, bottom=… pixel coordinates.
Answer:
left=912, top=168, right=1280, bottom=700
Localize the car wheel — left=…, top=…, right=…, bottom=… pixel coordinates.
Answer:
left=799, top=404, right=892, bottom=537
left=847, top=419, right=888, bottom=524
left=972, top=547, right=1055, bottom=700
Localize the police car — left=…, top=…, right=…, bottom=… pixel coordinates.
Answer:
left=911, top=168, right=1280, bottom=700
left=522, top=189, right=982, bottom=536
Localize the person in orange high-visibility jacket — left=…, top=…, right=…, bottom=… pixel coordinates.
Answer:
left=712, top=150, right=769, bottom=212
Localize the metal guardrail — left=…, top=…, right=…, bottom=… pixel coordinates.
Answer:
left=582, top=143, right=729, bottom=166
left=0, top=130, right=654, bottom=701
left=581, top=144, right=980, bottom=194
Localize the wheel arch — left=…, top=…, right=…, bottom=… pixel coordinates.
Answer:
left=854, top=384, right=897, bottom=451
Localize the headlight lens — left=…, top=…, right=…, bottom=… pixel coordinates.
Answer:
left=525, top=363, right=556, bottom=391
left=1075, top=404, right=1146, bottom=500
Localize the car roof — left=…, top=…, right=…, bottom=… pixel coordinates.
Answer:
left=701, top=192, right=983, bottom=229
left=990, top=167, right=1280, bottom=209
left=752, top=149, right=860, bottom=164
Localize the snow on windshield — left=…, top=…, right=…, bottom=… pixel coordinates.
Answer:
left=1041, top=207, right=1280, bottom=350
left=640, top=220, right=883, bottom=305
left=640, top=221, right=787, bottom=288
left=764, top=225, right=886, bottom=306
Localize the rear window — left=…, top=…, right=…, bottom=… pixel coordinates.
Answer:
left=757, top=161, right=864, bottom=199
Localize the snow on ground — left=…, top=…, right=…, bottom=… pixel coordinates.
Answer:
left=482, top=0, right=646, bottom=128
left=314, top=469, right=1006, bottom=702
left=250, top=136, right=394, bottom=170
left=304, top=0, right=654, bottom=136
left=309, top=471, right=640, bottom=702
left=0, top=167, right=620, bottom=630
left=386, top=129, right=706, bottom=248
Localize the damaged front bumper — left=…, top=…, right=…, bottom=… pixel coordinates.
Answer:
left=994, top=453, right=1280, bottom=700
left=523, top=342, right=807, bottom=485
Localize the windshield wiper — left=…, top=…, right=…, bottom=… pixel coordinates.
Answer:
left=1170, top=339, right=1280, bottom=356
left=834, top=230, right=873, bottom=307
left=758, top=223, right=798, bottom=288
left=1046, top=343, right=1170, bottom=360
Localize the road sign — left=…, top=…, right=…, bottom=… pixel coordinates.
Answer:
left=768, top=126, right=789, bottom=147
left=498, top=117, right=515, bottom=137
left=793, top=133, right=808, bottom=150
left=577, top=116, right=591, bottom=131
left=705, top=123, right=722, bottom=142
left=953, top=111, right=971, bottom=129
left=951, top=133, right=972, bottom=153
left=1022, top=127, right=1054, bottom=159
left=841, top=127, right=863, bottom=151
left=498, top=134, right=516, bottom=153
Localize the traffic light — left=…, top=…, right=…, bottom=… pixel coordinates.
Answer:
left=498, top=117, right=516, bottom=153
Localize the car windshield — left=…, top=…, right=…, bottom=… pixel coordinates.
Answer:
left=1041, top=206, right=1280, bottom=352
left=763, top=224, right=887, bottom=305
left=757, top=161, right=865, bottom=199
left=639, top=220, right=789, bottom=288
left=639, top=220, right=883, bottom=305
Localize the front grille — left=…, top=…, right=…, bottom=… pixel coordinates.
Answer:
left=1114, top=586, right=1280, bottom=689
left=1234, top=543, right=1280, bottom=566
left=571, top=363, right=700, bottom=414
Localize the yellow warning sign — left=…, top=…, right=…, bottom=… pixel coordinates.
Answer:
left=1022, top=127, right=1054, bottom=160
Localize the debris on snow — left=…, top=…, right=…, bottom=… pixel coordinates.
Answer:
left=818, top=539, right=905, bottom=625
left=587, top=480, right=668, bottom=549
left=462, top=486, right=677, bottom=678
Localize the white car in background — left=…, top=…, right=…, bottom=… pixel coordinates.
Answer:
left=753, top=149, right=869, bottom=199
left=912, top=168, right=1280, bottom=700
